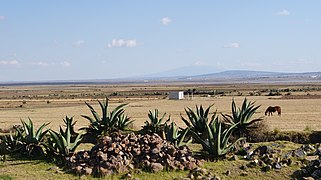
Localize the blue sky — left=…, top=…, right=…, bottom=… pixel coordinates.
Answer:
left=1, top=1, right=321, bottom=81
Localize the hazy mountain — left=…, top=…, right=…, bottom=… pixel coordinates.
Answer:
left=191, top=70, right=283, bottom=78
left=181, top=70, right=321, bottom=82
left=2, top=70, right=321, bottom=85
left=142, top=65, right=220, bottom=78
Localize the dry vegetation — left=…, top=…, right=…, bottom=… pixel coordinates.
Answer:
left=2, top=82, right=321, bottom=179
left=1, top=82, right=321, bottom=132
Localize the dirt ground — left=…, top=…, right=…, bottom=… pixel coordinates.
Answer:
left=1, top=83, right=321, bottom=132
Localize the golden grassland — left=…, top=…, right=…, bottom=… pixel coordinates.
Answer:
left=1, top=83, right=321, bottom=179
left=1, top=83, right=321, bottom=132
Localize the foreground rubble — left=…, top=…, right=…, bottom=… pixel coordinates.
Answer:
left=67, top=132, right=200, bottom=177
left=239, top=143, right=321, bottom=179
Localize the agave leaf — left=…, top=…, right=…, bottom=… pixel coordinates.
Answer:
left=180, top=114, right=191, bottom=127
left=61, top=135, right=68, bottom=150
left=159, top=111, right=167, bottom=124
left=242, top=117, right=264, bottom=127
left=189, top=129, right=210, bottom=150
left=109, top=104, right=127, bottom=125
left=116, top=114, right=134, bottom=130
left=98, top=98, right=108, bottom=123
left=21, top=119, right=29, bottom=136
left=71, top=133, right=83, bottom=152
left=85, top=102, right=101, bottom=122
left=204, top=104, right=214, bottom=118
left=35, top=122, right=50, bottom=140
left=177, top=128, right=190, bottom=147
left=66, top=122, right=71, bottom=146
left=147, top=110, right=155, bottom=123
left=221, top=137, right=246, bottom=155
left=49, top=130, right=63, bottom=152
left=81, top=115, right=96, bottom=124
left=28, top=118, right=34, bottom=138
left=186, top=107, right=198, bottom=127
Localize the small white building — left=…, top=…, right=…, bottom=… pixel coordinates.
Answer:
left=169, top=91, right=184, bottom=100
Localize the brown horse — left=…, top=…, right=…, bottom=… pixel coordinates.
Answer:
left=265, top=106, right=281, bottom=116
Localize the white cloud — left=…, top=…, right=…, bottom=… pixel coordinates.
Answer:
left=223, top=42, right=240, bottom=48
left=73, top=40, right=85, bottom=47
left=32, top=62, right=50, bottom=67
left=107, top=39, right=137, bottom=48
left=0, top=16, right=5, bottom=21
left=0, top=60, right=20, bottom=66
left=161, top=17, right=172, bottom=25
left=194, top=61, right=205, bottom=66
left=60, top=61, right=71, bottom=67
left=276, top=9, right=290, bottom=16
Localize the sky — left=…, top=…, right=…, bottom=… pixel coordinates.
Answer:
left=1, top=1, right=321, bottom=81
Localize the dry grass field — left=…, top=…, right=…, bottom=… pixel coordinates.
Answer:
left=1, top=83, right=321, bottom=132
left=1, top=82, right=321, bottom=180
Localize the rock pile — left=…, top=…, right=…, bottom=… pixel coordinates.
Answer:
left=240, top=144, right=289, bottom=171
left=292, top=144, right=321, bottom=179
left=67, top=132, right=200, bottom=177
left=241, top=143, right=321, bottom=175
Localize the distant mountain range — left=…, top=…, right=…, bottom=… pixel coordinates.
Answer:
left=139, top=65, right=220, bottom=78
left=180, top=70, right=321, bottom=83
left=136, top=69, right=321, bottom=83
left=138, top=65, right=321, bottom=82
left=2, top=69, right=321, bottom=85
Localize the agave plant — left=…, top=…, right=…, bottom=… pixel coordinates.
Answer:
left=15, top=118, right=50, bottom=157
left=63, top=116, right=77, bottom=137
left=115, top=114, right=134, bottom=130
left=165, top=122, right=191, bottom=148
left=142, top=109, right=170, bottom=137
left=190, top=118, right=244, bottom=158
left=1, top=131, right=23, bottom=154
left=181, top=104, right=217, bottom=139
left=81, top=97, right=127, bottom=138
left=46, top=116, right=83, bottom=159
left=221, top=98, right=263, bottom=139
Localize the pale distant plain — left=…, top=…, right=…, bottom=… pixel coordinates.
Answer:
left=1, top=83, right=321, bottom=132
